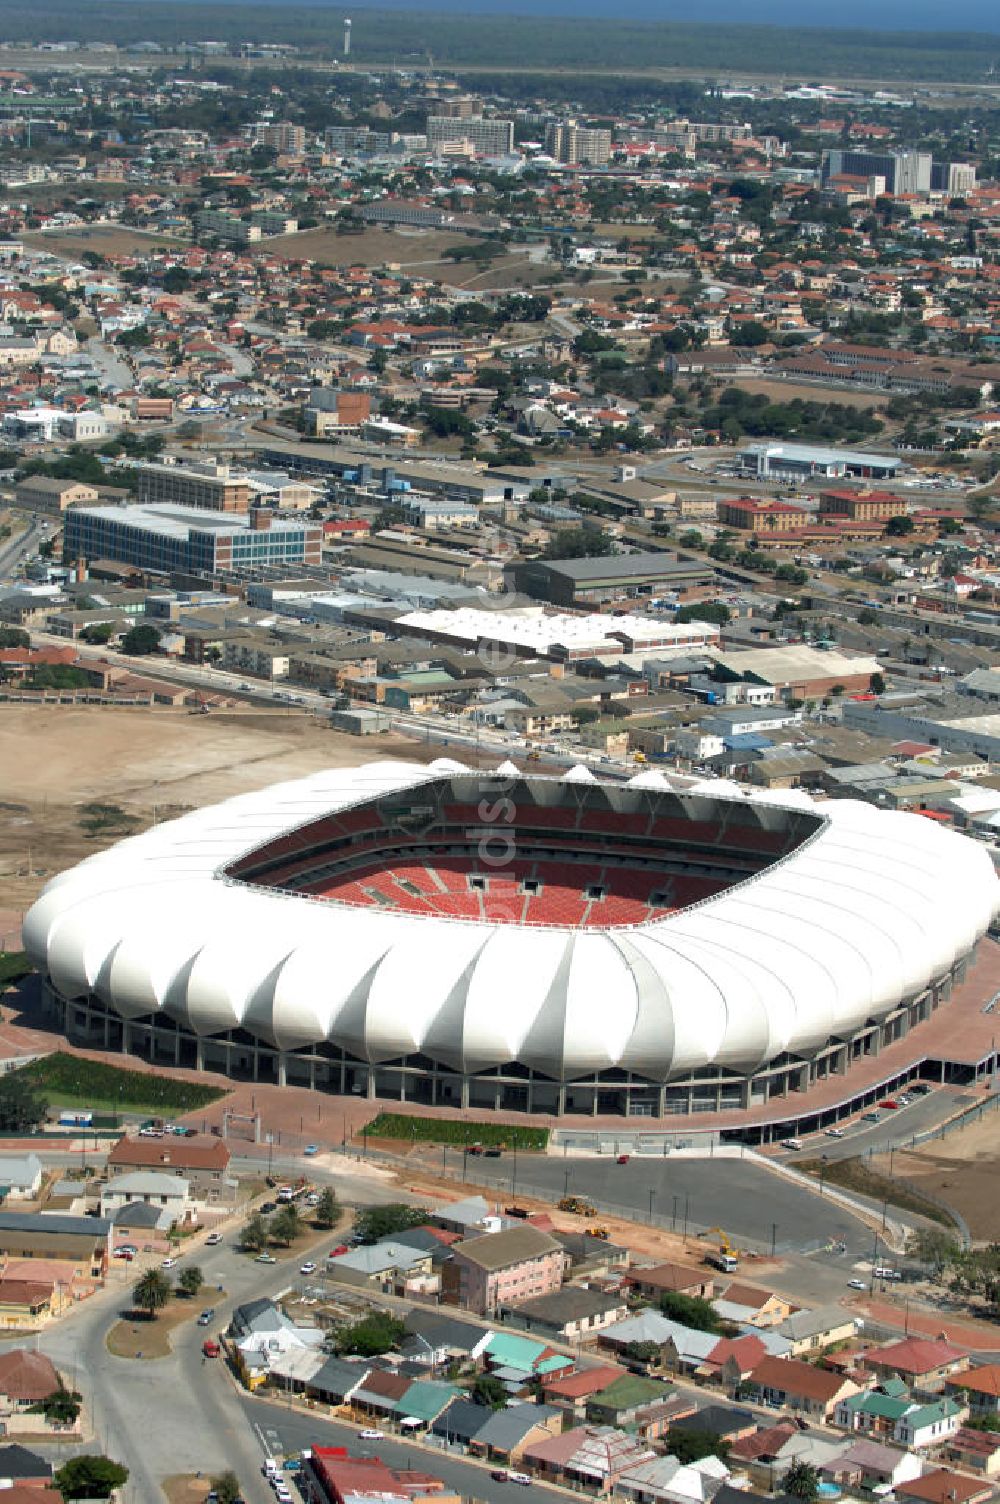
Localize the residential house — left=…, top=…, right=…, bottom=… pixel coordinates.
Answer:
left=821, top=1437, right=923, bottom=1494
left=506, top=1287, right=628, bottom=1342
left=468, top=1402, right=563, bottom=1463
left=864, top=1337, right=970, bottom=1392
left=99, top=1171, right=192, bottom=1226
left=0, top=1443, right=54, bottom=1490
left=523, top=1424, right=657, bottom=1496
left=586, top=1374, right=676, bottom=1430
left=226, top=1298, right=323, bottom=1389
left=324, top=1239, right=435, bottom=1295
left=0, top=1351, right=62, bottom=1418
left=0, top=1157, right=43, bottom=1202
left=836, top=1383, right=965, bottom=1449
left=629, top=1262, right=715, bottom=1301
left=945, top=1428, right=1000, bottom=1477
left=616, top=1454, right=731, bottom=1504
left=946, top=1364, right=1000, bottom=1418
left=895, top=1468, right=996, bottom=1504
left=542, top=1365, right=627, bottom=1421
left=0, top=1278, right=69, bottom=1331
left=305, top=1447, right=458, bottom=1504
left=105, top=1136, right=234, bottom=1205
left=712, top=1282, right=794, bottom=1329
left=748, top=1355, right=860, bottom=1420
left=445, top=1225, right=565, bottom=1316
left=0, top=1214, right=110, bottom=1281
left=777, top=1306, right=859, bottom=1356
left=402, top=1310, right=493, bottom=1370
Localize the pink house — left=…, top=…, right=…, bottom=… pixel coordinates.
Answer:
left=446, top=1225, right=566, bottom=1316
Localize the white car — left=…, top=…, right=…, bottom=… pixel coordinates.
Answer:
left=299, top=1261, right=317, bottom=1275
left=780, top=1138, right=803, bottom=1151
left=825, top=1127, right=846, bottom=1138
left=161, top=1257, right=178, bottom=1269
left=358, top=1428, right=384, bottom=1441
left=204, top=1232, right=223, bottom=1246
left=272, top=1485, right=292, bottom=1504
left=847, top=1278, right=866, bottom=1290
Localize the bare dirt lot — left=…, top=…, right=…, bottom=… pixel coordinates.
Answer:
left=22, top=226, right=184, bottom=259
left=723, top=377, right=890, bottom=411
left=872, top=1104, right=1000, bottom=1241
left=260, top=223, right=554, bottom=287
left=0, top=705, right=455, bottom=914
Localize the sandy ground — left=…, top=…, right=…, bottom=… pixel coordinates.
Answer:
left=871, top=1104, right=1000, bottom=1241
left=722, top=377, right=890, bottom=411
left=0, top=705, right=463, bottom=914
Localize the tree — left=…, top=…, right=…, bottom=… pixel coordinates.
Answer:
left=121, top=624, right=160, bottom=656
left=29, top=1382, right=81, bottom=1426
left=623, top=1340, right=661, bottom=1367
left=239, top=1212, right=270, bottom=1253
left=858, top=608, right=879, bottom=626
left=667, top=1428, right=731, bottom=1464
left=0, top=1073, right=47, bottom=1133
left=314, top=1187, right=339, bottom=1229
left=785, top=1461, right=820, bottom=1502
left=353, top=1204, right=428, bottom=1245
left=178, top=1265, right=204, bottom=1298
left=211, top=1470, right=242, bottom=1504
left=335, top=1311, right=406, bottom=1357
left=270, top=1204, right=301, bottom=1247
left=676, top=602, right=730, bottom=626
left=80, top=622, right=114, bottom=645
left=0, top=627, right=29, bottom=648
left=473, top=1373, right=509, bottom=1409
left=870, top=672, right=886, bottom=696
left=541, top=526, right=613, bottom=560
left=886, top=514, right=915, bottom=537
left=55, top=1456, right=129, bottom=1500
left=132, top=1268, right=171, bottom=1319
left=658, top=1290, right=724, bottom=1333
left=729, top=320, right=770, bottom=347
left=906, top=1227, right=960, bottom=1279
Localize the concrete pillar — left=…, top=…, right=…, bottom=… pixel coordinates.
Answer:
left=122, top=1020, right=132, bottom=1054
left=174, top=1029, right=181, bottom=1067
left=252, top=1046, right=260, bottom=1083
left=309, top=1058, right=316, bottom=1091
left=277, top=1053, right=287, bottom=1088
left=195, top=1038, right=205, bottom=1072
left=557, top=1084, right=566, bottom=1117
left=103, top=1013, right=111, bottom=1051
left=366, top=1068, right=376, bottom=1101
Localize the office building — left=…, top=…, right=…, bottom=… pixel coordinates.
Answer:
left=324, top=126, right=392, bottom=155
left=930, top=161, right=977, bottom=196
left=427, top=115, right=514, bottom=156
left=136, top=463, right=250, bottom=513
left=63, top=504, right=323, bottom=578
left=822, top=149, right=932, bottom=196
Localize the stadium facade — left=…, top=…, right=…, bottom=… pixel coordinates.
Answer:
left=23, top=760, right=999, bottom=1133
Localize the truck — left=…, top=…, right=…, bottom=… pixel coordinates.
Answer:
left=558, top=1195, right=596, bottom=1218
left=707, top=1251, right=739, bottom=1274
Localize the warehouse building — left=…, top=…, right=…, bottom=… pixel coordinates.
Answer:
left=740, top=443, right=902, bottom=482
left=508, top=552, right=713, bottom=606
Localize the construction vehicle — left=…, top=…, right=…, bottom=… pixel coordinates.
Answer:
left=558, top=1195, right=596, bottom=1218
left=585, top=1225, right=610, bottom=1240
left=701, top=1226, right=739, bottom=1272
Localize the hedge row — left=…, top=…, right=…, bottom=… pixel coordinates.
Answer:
left=21, top=1053, right=225, bottom=1114
left=365, top=1112, right=548, bottom=1151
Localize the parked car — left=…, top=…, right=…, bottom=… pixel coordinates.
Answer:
left=161, top=1257, right=177, bottom=1269
left=881, top=1099, right=900, bottom=1110
left=205, top=1232, right=223, bottom=1246
left=825, top=1127, right=846, bottom=1138
left=113, top=1248, right=134, bottom=1261
left=358, top=1429, right=384, bottom=1441
left=198, top=1308, right=215, bottom=1326
left=616, top=1153, right=630, bottom=1165
left=299, top=1261, right=317, bottom=1276
left=256, top=1253, right=277, bottom=1264
left=847, top=1278, right=866, bottom=1290
left=507, top=1473, right=532, bottom=1487
left=861, top=1111, right=881, bottom=1123
left=202, top=1340, right=220, bottom=1358
left=303, top=1143, right=319, bottom=1156
left=780, top=1138, right=803, bottom=1151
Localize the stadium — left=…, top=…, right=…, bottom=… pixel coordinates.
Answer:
left=23, top=758, right=1000, bottom=1133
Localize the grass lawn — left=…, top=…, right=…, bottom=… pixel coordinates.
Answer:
left=800, top=1156, right=957, bottom=1228
left=0, top=951, right=32, bottom=987
left=365, top=1112, right=548, bottom=1151
left=106, top=1292, right=225, bottom=1359
left=20, top=1053, right=225, bottom=1119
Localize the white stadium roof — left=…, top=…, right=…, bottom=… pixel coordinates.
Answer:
left=23, top=760, right=999, bottom=1083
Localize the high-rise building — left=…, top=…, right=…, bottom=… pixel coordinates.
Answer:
left=545, top=122, right=613, bottom=166
left=324, top=125, right=391, bottom=155
left=426, top=115, right=514, bottom=156
left=930, top=161, right=977, bottom=196
left=822, top=148, right=932, bottom=196
left=249, top=121, right=306, bottom=155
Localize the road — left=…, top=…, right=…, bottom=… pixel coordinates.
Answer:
left=448, top=1147, right=869, bottom=1258
left=0, top=514, right=41, bottom=578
